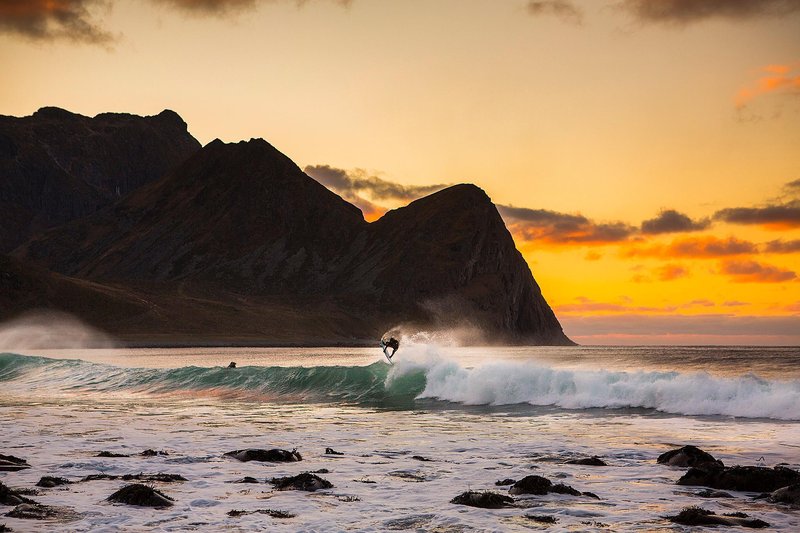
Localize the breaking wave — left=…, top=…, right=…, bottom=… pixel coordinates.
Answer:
left=1, top=352, right=798, bottom=420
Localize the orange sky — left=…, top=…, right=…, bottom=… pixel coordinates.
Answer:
left=1, top=0, right=799, bottom=344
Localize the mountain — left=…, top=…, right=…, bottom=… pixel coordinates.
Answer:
left=13, top=137, right=571, bottom=345
left=0, top=107, right=201, bottom=252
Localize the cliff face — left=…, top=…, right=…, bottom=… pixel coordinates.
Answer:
left=14, top=137, right=571, bottom=344
left=0, top=107, right=201, bottom=252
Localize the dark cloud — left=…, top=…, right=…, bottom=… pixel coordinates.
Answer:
left=714, top=200, right=800, bottom=229
left=719, top=259, right=797, bottom=283
left=152, top=0, right=257, bottom=14
left=526, top=0, right=583, bottom=25
left=764, top=239, right=800, bottom=253
left=618, top=0, right=800, bottom=25
left=152, top=0, right=351, bottom=15
left=626, top=236, right=757, bottom=258
left=304, top=164, right=450, bottom=202
left=497, top=205, right=636, bottom=246
left=785, top=178, right=800, bottom=191
left=0, top=0, right=114, bottom=43
left=641, top=209, right=710, bottom=234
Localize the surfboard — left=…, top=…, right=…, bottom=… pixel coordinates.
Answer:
left=380, top=341, right=394, bottom=365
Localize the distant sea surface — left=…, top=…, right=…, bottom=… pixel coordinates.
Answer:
left=2, top=345, right=799, bottom=531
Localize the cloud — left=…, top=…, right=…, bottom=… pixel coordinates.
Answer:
left=152, top=0, right=351, bottom=15
left=626, top=235, right=757, bottom=258
left=719, top=259, right=797, bottom=283
left=497, top=205, right=636, bottom=246
left=714, top=200, right=800, bottom=229
left=151, top=0, right=257, bottom=14
left=786, top=178, right=800, bottom=191
left=561, top=313, right=800, bottom=345
left=641, top=209, right=710, bottom=234
left=526, top=0, right=583, bottom=25
left=0, top=0, right=115, bottom=43
left=722, top=300, right=748, bottom=307
left=555, top=297, right=677, bottom=314
left=618, top=0, right=800, bottom=26
left=0, top=0, right=351, bottom=44
left=657, top=263, right=690, bottom=281
left=735, top=64, right=800, bottom=109
left=304, top=164, right=450, bottom=202
left=764, top=239, right=800, bottom=253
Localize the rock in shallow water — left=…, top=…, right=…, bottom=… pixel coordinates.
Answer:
left=658, top=445, right=723, bottom=468
left=667, top=507, right=769, bottom=528
left=4, top=503, right=75, bottom=520
left=225, top=449, right=302, bottom=462
left=107, top=484, right=174, bottom=507
left=0, top=455, right=29, bottom=472
left=509, top=475, right=551, bottom=495
left=270, top=473, right=333, bottom=492
left=35, top=477, right=72, bottom=488
left=0, top=482, right=35, bottom=506
left=678, top=465, right=800, bottom=492
left=227, top=509, right=295, bottom=518
left=565, top=456, right=607, bottom=466
left=450, top=491, right=514, bottom=509
left=96, top=451, right=130, bottom=458
left=769, top=483, right=800, bottom=506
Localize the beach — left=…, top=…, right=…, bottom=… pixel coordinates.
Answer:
left=1, top=345, right=799, bottom=531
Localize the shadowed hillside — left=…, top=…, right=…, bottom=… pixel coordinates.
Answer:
left=5, top=112, right=570, bottom=345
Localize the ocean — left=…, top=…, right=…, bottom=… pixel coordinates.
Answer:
left=1, top=344, right=799, bottom=531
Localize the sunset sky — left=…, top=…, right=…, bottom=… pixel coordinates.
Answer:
left=1, top=0, right=799, bottom=344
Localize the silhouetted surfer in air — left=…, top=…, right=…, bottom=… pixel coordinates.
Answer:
left=381, top=337, right=399, bottom=362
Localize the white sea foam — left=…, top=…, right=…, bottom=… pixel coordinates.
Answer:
left=387, top=344, right=800, bottom=420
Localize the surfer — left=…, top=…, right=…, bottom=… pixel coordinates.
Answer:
left=381, top=337, right=400, bottom=360
left=227, top=361, right=237, bottom=368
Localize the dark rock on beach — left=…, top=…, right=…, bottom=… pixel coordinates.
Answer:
left=769, top=483, right=800, bottom=506
left=270, top=473, right=333, bottom=492
left=228, top=509, right=295, bottom=519
left=525, top=515, right=558, bottom=524
left=695, top=489, right=733, bottom=498
left=97, top=451, right=130, bottom=458
left=566, top=456, right=607, bottom=466
left=678, top=465, right=800, bottom=492
left=120, top=473, right=186, bottom=483
left=549, top=483, right=582, bottom=496
left=658, top=445, right=722, bottom=468
left=0, top=523, right=10, bottom=531
left=82, top=474, right=118, bottom=482
left=495, top=478, right=516, bottom=486
left=35, top=477, right=72, bottom=488
left=509, top=475, right=551, bottom=495
left=231, top=477, right=260, bottom=484
left=509, top=475, right=597, bottom=499
left=325, top=448, right=344, bottom=455
left=4, top=503, right=77, bottom=521
left=667, top=507, right=769, bottom=528
left=450, top=491, right=514, bottom=509
left=0, top=482, right=36, bottom=506
left=107, top=484, right=174, bottom=507
left=225, top=449, right=302, bottom=463
left=140, top=449, right=168, bottom=457
left=0, top=455, right=29, bottom=472
left=411, top=455, right=432, bottom=462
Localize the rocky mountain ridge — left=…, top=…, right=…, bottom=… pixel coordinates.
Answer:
left=3, top=110, right=571, bottom=345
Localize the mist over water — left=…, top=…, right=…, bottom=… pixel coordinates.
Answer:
left=0, top=312, right=116, bottom=350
